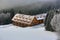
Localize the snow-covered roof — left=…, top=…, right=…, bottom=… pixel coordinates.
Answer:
left=35, top=13, right=47, bottom=20
left=12, top=13, right=35, bottom=24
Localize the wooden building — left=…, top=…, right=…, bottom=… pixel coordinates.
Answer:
left=35, top=13, right=47, bottom=24
left=12, top=13, right=39, bottom=27
left=12, top=13, right=47, bottom=27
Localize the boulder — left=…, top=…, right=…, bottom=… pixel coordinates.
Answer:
left=44, top=9, right=60, bottom=32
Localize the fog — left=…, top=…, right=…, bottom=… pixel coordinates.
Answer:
left=0, top=0, right=57, bottom=9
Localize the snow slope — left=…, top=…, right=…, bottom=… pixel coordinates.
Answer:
left=0, top=24, right=57, bottom=40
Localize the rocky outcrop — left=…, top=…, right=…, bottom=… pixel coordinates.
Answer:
left=44, top=9, right=60, bottom=32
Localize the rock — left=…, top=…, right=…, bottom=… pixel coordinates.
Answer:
left=44, top=9, right=60, bottom=32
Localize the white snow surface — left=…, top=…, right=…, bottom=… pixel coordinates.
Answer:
left=0, top=24, right=57, bottom=40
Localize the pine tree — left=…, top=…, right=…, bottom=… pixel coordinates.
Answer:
left=0, top=9, right=15, bottom=25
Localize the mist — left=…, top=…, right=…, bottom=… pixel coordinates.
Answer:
left=0, top=0, right=58, bottom=9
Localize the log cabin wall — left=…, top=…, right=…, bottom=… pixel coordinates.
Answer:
left=31, top=17, right=39, bottom=25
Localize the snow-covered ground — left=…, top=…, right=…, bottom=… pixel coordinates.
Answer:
left=0, top=24, right=57, bottom=40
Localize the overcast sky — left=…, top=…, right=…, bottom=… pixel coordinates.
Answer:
left=0, top=0, right=57, bottom=9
